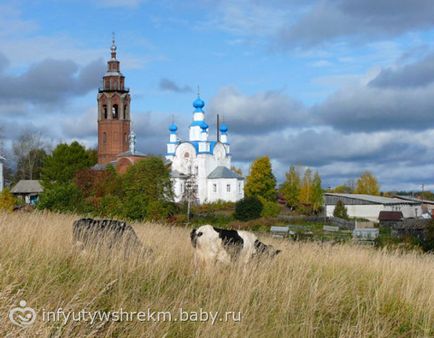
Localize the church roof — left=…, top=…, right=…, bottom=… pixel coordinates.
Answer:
left=171, top=170, right=189, bottom=178
left=116, top=150, right=147, bottom=157
left=207, top=166, right=243, bottom=180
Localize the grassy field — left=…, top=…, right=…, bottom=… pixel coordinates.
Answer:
left=0, top=212, right=433, bottom=337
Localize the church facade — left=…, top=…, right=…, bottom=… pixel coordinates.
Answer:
left=166, top=96, right=244, bottom=204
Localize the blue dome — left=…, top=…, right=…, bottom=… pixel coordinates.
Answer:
left=200, top=121, right=209, bottom=130
left=168, top=123, right=177, bottom=132
left=219, top=123, right=228, bottom=133
left=193, top=96, right=205, bottom=110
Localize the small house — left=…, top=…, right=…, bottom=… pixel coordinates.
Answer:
left=11, top=180, right=43, bottom=205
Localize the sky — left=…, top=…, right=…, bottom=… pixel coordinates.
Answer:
left=2, top=0, right=434, bottom=191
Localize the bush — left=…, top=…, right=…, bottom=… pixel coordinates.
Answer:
left=420, top=220, right=434, bottom=252
left=0, top=189, right=17, bottom=212
left=259, top=197, right=281, bottom=217
left=234, top=196, right=263, bottom=221
left=333, top=200, right=349, bottom=220
left=37, top=183, right=88, bottom=213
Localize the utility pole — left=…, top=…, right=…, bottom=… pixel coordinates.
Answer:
left=183, top=166, right=198, bottom=223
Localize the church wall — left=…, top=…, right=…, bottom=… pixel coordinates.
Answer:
left=207, top=178, right=244, bottom=203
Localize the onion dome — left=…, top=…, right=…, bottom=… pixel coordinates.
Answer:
left=200, top=121, right=209, bottom=130
left=193, top=96, right=205, bottom=111
left=219, top=123, right=228, bottom=133
left=168, top=123, right=178, bottom=132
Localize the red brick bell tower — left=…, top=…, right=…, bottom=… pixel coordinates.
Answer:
left=97, top=34, right=131, bottom=164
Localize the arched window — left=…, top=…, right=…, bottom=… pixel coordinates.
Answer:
left=103, top=105, right=108, bottom=119
left=124, top=132, right=128, bottom=144
left=103, top=132, right=107, bottom=144
left=123, top=104, right=127, bottom=120
left=112, top=104, right=119, bottom=119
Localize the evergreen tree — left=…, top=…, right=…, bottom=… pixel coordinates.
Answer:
left=280, top=165, right=301, bottom=210
left=355, top=171, right=380, bottom=195
left=310, top=171, right=323, bottom=214
left=333, top=200, right=349, bottom=220
left=244, top=156, right=276, bottom=201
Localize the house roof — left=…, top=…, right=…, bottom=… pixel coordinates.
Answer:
left=378, top=211, right=404, bottom=221
left=395, top=195, right=434, bottom=205
left=207, top=166, right=243, bottom=180
left=325, top=193, right=421, bottom=205
left=11, top=180, right=43, bottom=194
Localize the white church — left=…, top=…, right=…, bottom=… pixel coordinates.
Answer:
left=166, top=95, right=244, bottom=204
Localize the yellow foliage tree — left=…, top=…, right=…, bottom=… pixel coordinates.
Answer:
left=244, top=156, right=276, bottom=201
left=299, top=168, right=312, bottom=206
left=0, top=188, right=17, bottom=212
left=355, top=171, right=380, bottom=195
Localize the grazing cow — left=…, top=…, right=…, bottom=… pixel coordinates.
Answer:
left=72, top=218, right=148, bottom=256
left=190, top=225, right=281, bottom=267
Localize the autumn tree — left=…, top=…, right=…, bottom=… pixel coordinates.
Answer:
left=230, top=166, right=243, bottom=176
left=244, top=156, right=276, bottom=201
left=280, top=165, right=301, bottom=210
left=355, top=171, right=380, bottom=195
left=299, top=168, right=313, bottom=207
left=310, top=171, right=323, bottom=214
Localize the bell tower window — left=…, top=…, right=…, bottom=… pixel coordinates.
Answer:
left=112, top=104, right=119, bottom=119
left=103, top=105, right=107, bottom=119
left=123, top=104, right=127, bottom=120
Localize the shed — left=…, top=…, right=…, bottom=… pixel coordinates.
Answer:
left=11, top=180, right=43, bottom=205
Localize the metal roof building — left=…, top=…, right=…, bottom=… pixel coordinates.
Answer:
left=324, top=193, right=423, bottom=222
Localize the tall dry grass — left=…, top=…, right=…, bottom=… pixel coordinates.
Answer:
left=0, top=211, right=433, bottom=337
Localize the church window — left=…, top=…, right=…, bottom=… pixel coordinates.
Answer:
left=103, top=132, right=107, bottom=144
left=213, top=184, right=217, bottom=192
left=103, top=105, right=108, bottom=119
left=123, top=104, right=127, bottom=119
left=124, top=132, right=127, bottom=144
left=226, top=184, right=231, bottom=192
left=112, top=104, right=119, bottom=119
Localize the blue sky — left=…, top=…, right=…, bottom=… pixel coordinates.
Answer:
left=2, top=0, right=434, bottom=191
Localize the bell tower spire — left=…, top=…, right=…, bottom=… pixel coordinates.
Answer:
left=97, top=34, right=131, bottom=164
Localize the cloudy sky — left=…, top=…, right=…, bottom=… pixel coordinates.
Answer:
left=1, top=0, right=434, bottom=191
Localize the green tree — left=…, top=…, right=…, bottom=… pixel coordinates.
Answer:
left=355, top=171, right=380, bottom=195
left=310, top=171, right=323, bottom=214
left=37, top=183, right=88, bottom=213
left=234, top=196, right=263, bottom=221
left=333, top=200, right=349, bottom=219
left=122, top=156, right=174, bottom=220
left=244, top=156, right=276, bottom=201
left=41, top=141, right=96, bottom=186
left=280, top=165, right=301, bottom=210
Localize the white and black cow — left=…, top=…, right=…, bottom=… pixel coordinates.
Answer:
left=73, top=218, right=148, bottom=256
left=190, top=225, right=281, bottom=267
